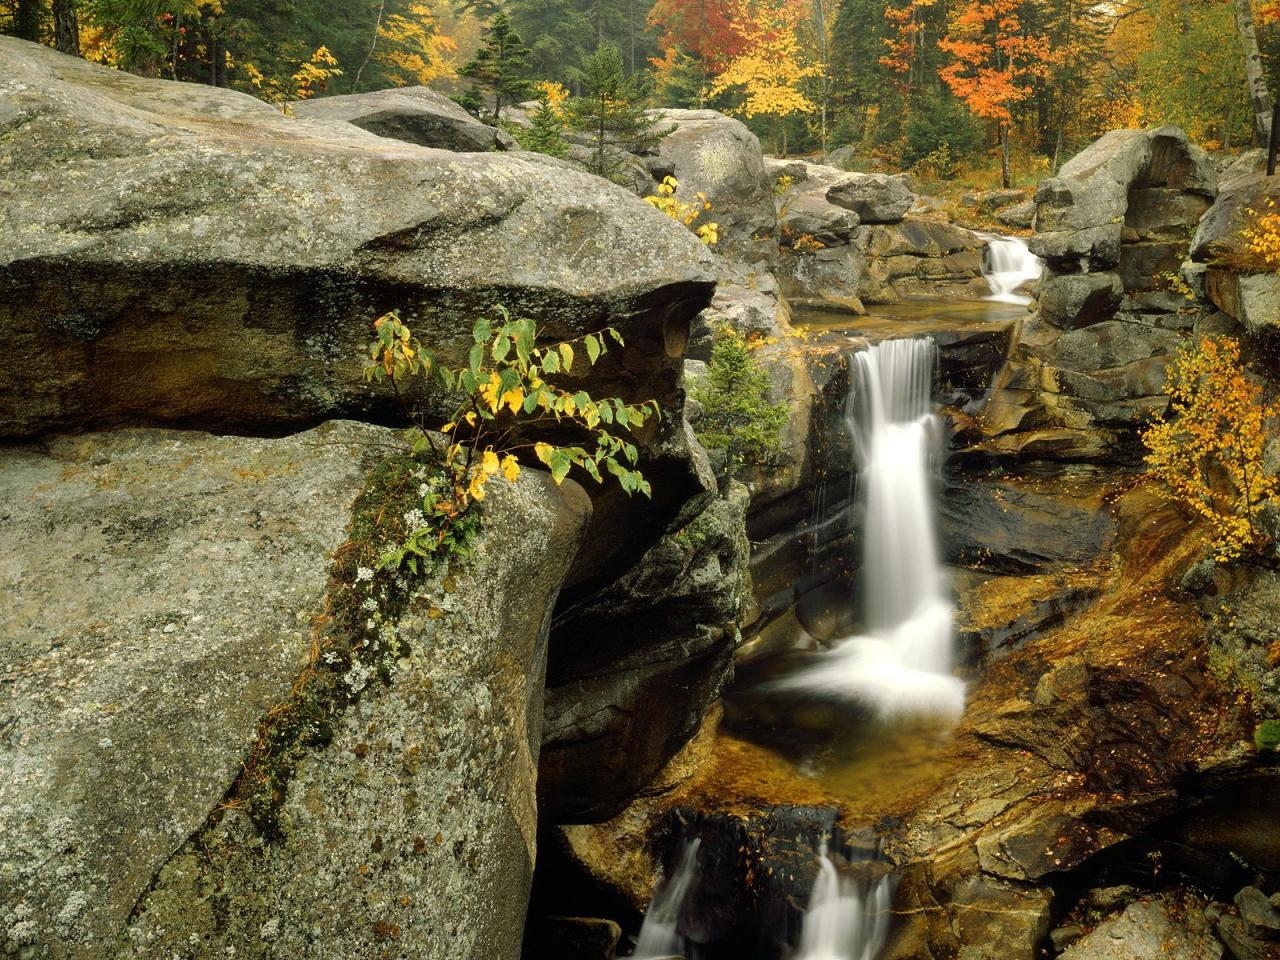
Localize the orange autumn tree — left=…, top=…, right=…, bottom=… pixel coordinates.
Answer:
left=938, top=0, right=1056, bottom=187
left=882, top=0, right=942, bottom=85
left=708, top=0, right=818, bottom=156
left=648, top=0, right=743, bottom=74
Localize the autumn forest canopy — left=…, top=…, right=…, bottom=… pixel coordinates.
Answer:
left=6, top=0, right=1280, bottom=183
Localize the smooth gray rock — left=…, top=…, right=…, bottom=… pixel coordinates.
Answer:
left=826, top=171, right=916, bottom=223
left=1, top=423, right=588, bottom=960
left=996, top=199, right=1037, bottom=229
left=1039, top=272, right=1125, bottom=329
left=824, top=143, right=859, bottom=170
left=1192, top=172, right=1280, bottom=264
left=1037, top=126, right=1216, bottom=232
left=291, top=85, right=515, bottom=151
left=1237, top=887, right=1280, bottom=940
left=1060, top=898, right=1222, bottom=960
left=778, top=191, right=861, bottom=244
left=0, top=37, right=713, bottom=584
left=1030, top=225, right=1123, bottom=270
left=0, top=423, right=387, bottom=957
left=649, top=108, right=777, bottom=260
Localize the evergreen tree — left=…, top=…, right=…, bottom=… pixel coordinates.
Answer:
left=563, top=41, right=668, bottom=178
left=458, top=10, right=532, bottom=120
left=515, top=92, right=570, bottom=157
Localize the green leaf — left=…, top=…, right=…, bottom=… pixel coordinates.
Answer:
left=549, top=448, right=572, bottom=485
left=469, top=343, right=485, bottom=375
left=473, top=317, right=492, bottom=344
left=560, top=342, right=574, bottom=372
left=543, top=350, right=560, bottom=374
left=608, top=328, right=625, bottom=346
left=493, top=334, right=511, bottom=362
left=585, top=334, right=601, bottom=365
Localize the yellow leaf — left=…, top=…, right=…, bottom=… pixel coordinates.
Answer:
left=501, top=454, right=520, bottom=483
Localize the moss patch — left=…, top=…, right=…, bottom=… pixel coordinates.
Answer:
left=224, top=453, right=480, bottom=838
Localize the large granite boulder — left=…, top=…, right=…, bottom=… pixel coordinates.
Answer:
left=1036, top=126, right=1215, bottom=233
left=826, top=171, right=916, bottom=224
left=290, top=85, right=516, bottom=152
left=649, top=109, right=778, bottom=262
left=0, top=37, right=714, bottom=586
left=0, top=422, right=590, bottom=959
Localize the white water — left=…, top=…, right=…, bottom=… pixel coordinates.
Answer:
left=773, top=338, right=965, bottom=723
left=795, top=853, right=893, bottom=960
left=631, top=838, right=701, bottom=959
left=981, top=235, right=1042, bottom=305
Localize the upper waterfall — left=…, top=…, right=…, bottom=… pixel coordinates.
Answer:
left=981, top=235, right=1042, bottom=305
left=772, top=338, right=965, bottom=722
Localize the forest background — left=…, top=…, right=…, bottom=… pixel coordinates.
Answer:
left=5, top=0, right=1279, bottom=191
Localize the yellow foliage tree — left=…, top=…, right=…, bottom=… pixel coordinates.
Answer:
left=1143, top=337, right=1280, bottom=562
left=376, top=0, right=460, bottom=87
left=708, top=0, right=817, bottom=156
left=1241, top=198, right=1280, bottom=271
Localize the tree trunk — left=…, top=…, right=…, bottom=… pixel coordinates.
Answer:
left=354, top=0, right=386, bottom=92
left=1236, top=0, right=1274, bottom=146
left=1000, top=122, right=1011, bottom=189
left=15, top=0, right=41, bottom=41
left=52, top=0, right=80, bottom=55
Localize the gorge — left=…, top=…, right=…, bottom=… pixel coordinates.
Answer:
left=2, top=29, right=1280, bottom=960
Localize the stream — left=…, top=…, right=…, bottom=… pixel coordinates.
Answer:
left=624, top=238, right=1042, bottom=960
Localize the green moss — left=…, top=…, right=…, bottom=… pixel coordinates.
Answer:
left=227, top=452, right=481, bottom=838
left=1255, top=719, right=1280, bottom=752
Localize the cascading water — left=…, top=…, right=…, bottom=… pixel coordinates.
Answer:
left=772, top=338, right=965, bottom=723
left=980, top=235, right=1042, bottom=305
left=795, top=850, right=894, bottom=960
left=630, top=838, right=701, bottom=959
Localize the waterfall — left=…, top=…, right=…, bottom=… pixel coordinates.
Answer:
left=630, top=838, right=701, bottom=959
left=773, top=338, right=965, bottom=723
left=981, top=235, right=1042, bottom=305
left=795, top=853, right=894, bottom=960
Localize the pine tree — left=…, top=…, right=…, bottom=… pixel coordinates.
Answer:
left=563, top=41, right=669, bottom=178
left=517, top=91, right=570, bottom=157
left=459, top=10, right=532, bottom=120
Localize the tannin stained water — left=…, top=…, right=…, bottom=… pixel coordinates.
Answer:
left=772, top=338, right=965, bottom=723
left=981, top=235, right=1042, bottom=305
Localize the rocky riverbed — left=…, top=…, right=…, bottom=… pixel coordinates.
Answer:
left=3, top=33, right=1280, bottom=960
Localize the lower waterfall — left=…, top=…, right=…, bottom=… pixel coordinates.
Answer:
left=630, top=839, right=702, bottom=959
left=795, top=852, right=893, bottom=960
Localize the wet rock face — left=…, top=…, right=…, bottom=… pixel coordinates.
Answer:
left=290, top=85, right=516, bottom=151
left=0, top=423, right=590, bottom=959
left=0, top=38, right=713, bottom=585
left=540, top=484, right=751, bottom=823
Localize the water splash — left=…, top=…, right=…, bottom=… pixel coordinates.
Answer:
left=981, top=235, right=1042, bottom=305
left=630, top=838, right=701, bottom=959
left=795, top=851, right=894, bottom=960
left=771, top=338, right=965, bottom=723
